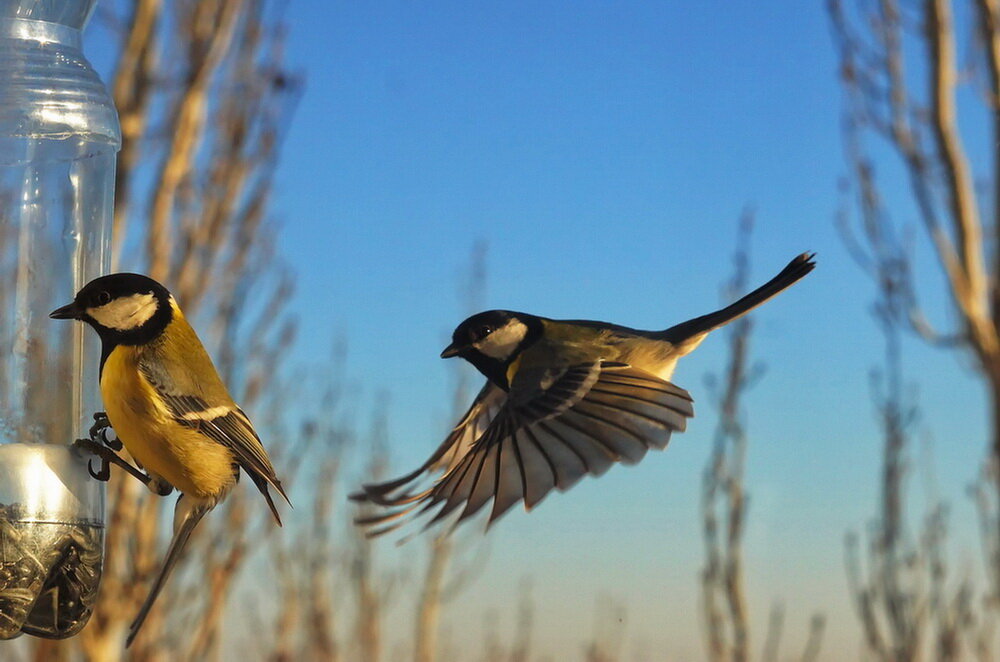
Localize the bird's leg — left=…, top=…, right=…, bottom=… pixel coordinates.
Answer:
left=89, top=412, right=122, bottom=451
left=73, top=438, right=173, bottom=496
left=74, top=437, right=144, bottom=484
left=75, top=413, right=174, bottom=496
left=79, top=439, right=173, bottom=498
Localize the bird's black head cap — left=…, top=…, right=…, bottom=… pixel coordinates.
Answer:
left=441, top=310, right=543, bottom=390
left=50, top=273, right=174, bottom=358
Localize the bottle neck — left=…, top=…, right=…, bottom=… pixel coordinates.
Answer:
left=0, top=0, right=95, bottom=31
left=0, top=17, right=81, bottom=49
left=0, top=10, right=120, bottom=155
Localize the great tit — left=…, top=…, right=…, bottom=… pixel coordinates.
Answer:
left=352, top=253, right=815, bottom=537
left=50, top=273, right=289, bottom=647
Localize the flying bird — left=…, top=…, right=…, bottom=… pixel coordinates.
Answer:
left=50, top=273, right=289, bottom=647
left=351, top=253, right=815, bottom=537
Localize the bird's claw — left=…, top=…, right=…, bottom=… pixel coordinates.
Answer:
left=73, top=439, right=111, bottom=483
left=73, top=436, right=157, bottom=490
left=74, top=438, right=112, bottom=482
left=89, top=412, right=122, bottom=451
left=87, top=457, right=110, bottom=482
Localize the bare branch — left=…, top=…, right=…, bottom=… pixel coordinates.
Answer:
left=927, top=0, right=994, bottom=361
left=109, top=0, right=162, bottom=266
left=700, top=213, right=757, bottom=662
left=760, top=603, right=784, bottom=662
left=800, top=615, right=826, bottom=662
left=146, top=0, right=245, bottom=281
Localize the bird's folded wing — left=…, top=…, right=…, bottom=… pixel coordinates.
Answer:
left=356, top=361, right=694, bottom=537
left=137, top=360, right=289, bottom=515
left=349, top=381, right=507, bottom=505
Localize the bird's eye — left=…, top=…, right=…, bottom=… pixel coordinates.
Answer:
left=96, top=291, right=111, bottom=306
left=477, top=325, right=493, bottom=339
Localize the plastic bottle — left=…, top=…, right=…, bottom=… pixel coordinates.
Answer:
left=0, top=0, right=118, bottom=639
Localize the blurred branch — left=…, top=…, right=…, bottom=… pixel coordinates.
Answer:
left=145, top=0, right=244, bottom=281
left=414, top=534, right=452, bottom=662
left=760, top=603, right=784, bottom=662
left=701, top=211, right=754, bottom=662
left=701, top=213, right=824, bottom=662
left=828, top=0, right=1000, bottom=614
left=26, top=0, right=303, bottom=658
left=583, top=595, right=626, bottom=662
left=835, top=25, right=979, bottom=649
left=800, top=615, right=826, bottom=662
left=510, top=578, right=533, bottom=662
left=351, top=406, right=390, bottom=662
left=109, top=0, right=161, bottom=266
left=414, top=242, right=489, bottom=662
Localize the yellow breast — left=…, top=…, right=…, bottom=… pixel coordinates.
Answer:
left=100, top=346, right=236, bottom=498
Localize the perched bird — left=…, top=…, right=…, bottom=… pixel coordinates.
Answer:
left=50, top=273, right=289, bottom=647
left=352, top=253, right=815, bottom=537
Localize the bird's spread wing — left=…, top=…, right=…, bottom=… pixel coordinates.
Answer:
left=137, top=358, right=289, bottom=524
left=349, top=381, right=507, bottom=505
left=354, top=361, right=694, bottom=537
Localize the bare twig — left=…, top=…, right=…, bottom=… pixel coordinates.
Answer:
left=700, top=212, right=754, bottom=662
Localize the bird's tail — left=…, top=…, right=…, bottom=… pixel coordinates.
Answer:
left=658, top=252, right=815, bottom=345
left=126, top=498, right=211, bottom=648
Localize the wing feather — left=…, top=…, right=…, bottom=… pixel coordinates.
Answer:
left=136, top=361, right=289, bottom=524
left=356, top=361, right=695, bottom=537
left=350, top=382, right=506, bottom=506
left=489, top=434, right=526, bottom=524
left=566, top=404, right=650, bottom=464
left=522, top=423, right=585, bottom=494
left=426, top=451, right=485, bottom=525
left=540, top=415, right=619, bottom=473
left=460, top=443, right=499, bottom=521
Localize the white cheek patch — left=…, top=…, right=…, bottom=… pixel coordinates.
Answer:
left=475, top=320, right=528, bottom=359
left=87, top=293, right=158, bottom=331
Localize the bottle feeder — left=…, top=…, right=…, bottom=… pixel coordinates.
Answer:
left=0, top=0, right=119, bottom=639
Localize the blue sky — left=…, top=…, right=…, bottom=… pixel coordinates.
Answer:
left=275, top=1, right=987, bottom=658
left=91, top=1, right=992, bottom=658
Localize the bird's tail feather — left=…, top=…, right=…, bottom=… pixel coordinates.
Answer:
left=659, top=252, right=815, bottom=344
left=252, top=473, right=286, bottom=526
left=126, top=500, right=210, bottom=648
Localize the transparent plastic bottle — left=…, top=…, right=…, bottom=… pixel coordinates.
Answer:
left=0, top=0, right=118, bottom=639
